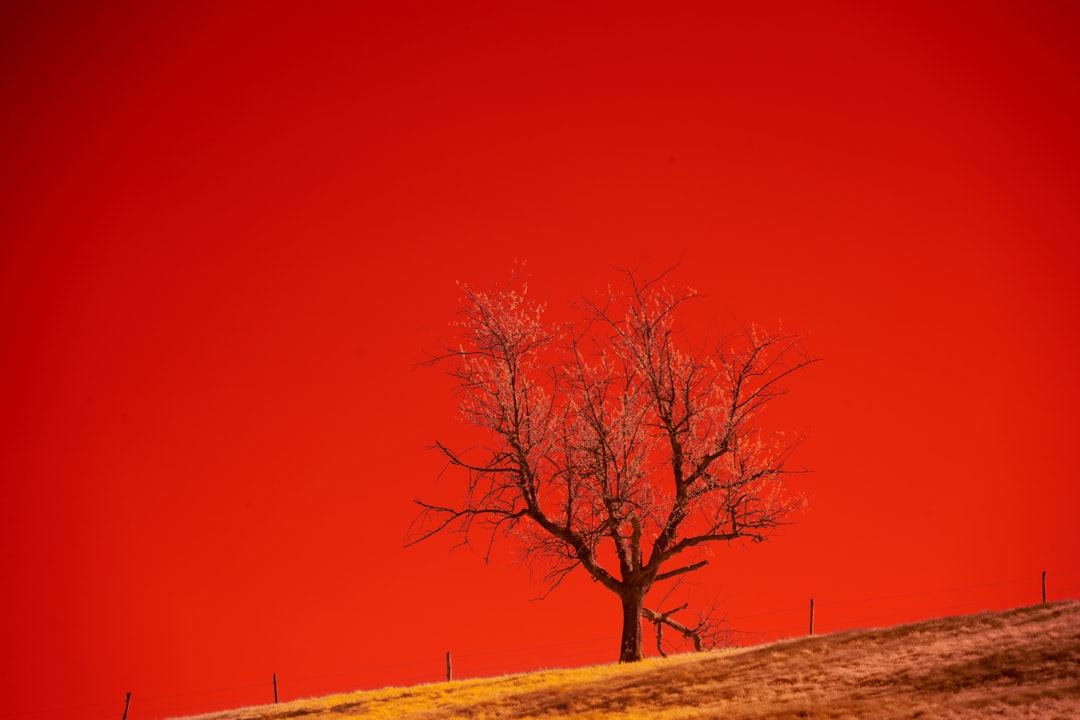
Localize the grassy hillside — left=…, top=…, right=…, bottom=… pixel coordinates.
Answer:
left=176, top=601, right=1080, bottom=720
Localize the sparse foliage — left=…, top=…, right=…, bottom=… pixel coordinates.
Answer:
left=410, top=267, right=818, bottom=662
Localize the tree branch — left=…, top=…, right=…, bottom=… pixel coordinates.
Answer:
left=653, top=559, right=708, bottom=583
left=642, top=605, right=704, bottom=653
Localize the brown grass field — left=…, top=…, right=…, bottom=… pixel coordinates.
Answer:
left=176, top=600, right=1080, bottom=720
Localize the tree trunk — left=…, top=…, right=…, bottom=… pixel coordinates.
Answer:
left=618, top=588, right=646, bottom=662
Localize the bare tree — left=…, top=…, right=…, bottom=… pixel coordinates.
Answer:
left=410, top=267, right=818, bottom=662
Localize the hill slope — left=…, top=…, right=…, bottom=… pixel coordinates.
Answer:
left=177, top=601, right=1080, bottom=720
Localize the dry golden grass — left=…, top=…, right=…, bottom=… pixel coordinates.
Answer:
left=174, top=601, right=1080, bottom=720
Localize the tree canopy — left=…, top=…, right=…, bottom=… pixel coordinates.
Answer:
left=411, top=268, right=818, bottom=661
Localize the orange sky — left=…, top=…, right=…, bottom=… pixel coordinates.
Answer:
left=2, top=2, right=1079, bottom=718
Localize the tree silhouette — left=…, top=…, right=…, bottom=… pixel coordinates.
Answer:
left=410, top=267, right=818, bottom=662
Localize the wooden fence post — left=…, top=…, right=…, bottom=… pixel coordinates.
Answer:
left=1042, top=570, right=1047, bottom=604
left=122, top=692, right=131, bottom=720
left=273, top=673, right=279, bottom=704
left=446, top=651, right=452, bottom=681
left=809, top=598, right=815, bottom=636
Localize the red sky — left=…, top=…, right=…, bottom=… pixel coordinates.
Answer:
left=2, top=2, right=1078, bottom=718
